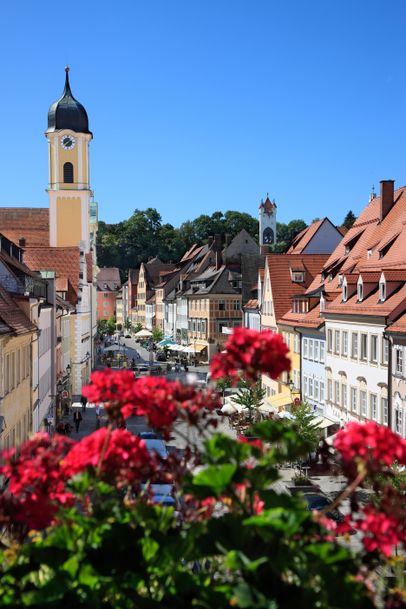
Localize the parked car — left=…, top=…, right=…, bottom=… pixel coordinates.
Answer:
left=138, top=431, right=159, bottom=440
left=144, top=438, right=168, bottom=459
left=303, top=493, right=355, bottom=534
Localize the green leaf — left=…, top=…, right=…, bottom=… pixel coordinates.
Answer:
left=141, top=537, right=160, bottom=562
left=62, top=555, right=79, bottom=578
left=193, top=463, right=237, bottom=496
left=78, top=564, right=99, bottom=588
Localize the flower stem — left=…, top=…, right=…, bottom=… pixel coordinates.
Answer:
left=96, top=424, right=112, bottom=476
left=321, top=469, right=366, bottom=515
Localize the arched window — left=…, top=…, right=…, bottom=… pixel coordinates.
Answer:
left=263, top=227, right=274, bottom=244
left=63, top=162, right=74, bottom=184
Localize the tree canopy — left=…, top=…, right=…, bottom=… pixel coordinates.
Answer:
left=97, top=209, right=308, bottom=274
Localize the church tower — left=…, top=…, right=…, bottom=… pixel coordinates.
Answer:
left=46, top=67, right=92, bottom=251
left=259, top=195, right=277, bottom=249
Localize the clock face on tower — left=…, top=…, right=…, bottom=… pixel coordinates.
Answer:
left=60, top=135, right=76, bottom=150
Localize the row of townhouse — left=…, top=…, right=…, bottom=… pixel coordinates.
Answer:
left=0, top=234, right=77, bottom=450
left=255, top=180, right=406, bottom=438
left=116, top=231, right=263, bottom=361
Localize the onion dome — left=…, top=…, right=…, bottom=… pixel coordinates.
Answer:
left=47, top=67, right=91, bottom=135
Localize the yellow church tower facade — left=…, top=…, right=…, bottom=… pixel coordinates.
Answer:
left=46, top=67, right=92, bottom=251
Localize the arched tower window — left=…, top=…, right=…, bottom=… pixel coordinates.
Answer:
left=263, top=227, right=274, bottom=244
left=63, top=162, right=74, bottom=184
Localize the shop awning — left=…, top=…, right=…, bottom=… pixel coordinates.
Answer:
left=187, top=343, right=207, bottom=353
left=312, top=416, right=338, bottom=430
left=269, top=393, right=292, bottom=409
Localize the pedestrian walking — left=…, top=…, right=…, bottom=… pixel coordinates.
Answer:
left=95, top=404, right=101, bottom=429
left=80, top=395, right=87, bottom=415
left=73, top=409, right=83, bottom=433
left=64, top=422, right=72, bottom=436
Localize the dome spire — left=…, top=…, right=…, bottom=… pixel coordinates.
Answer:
left=63, top=66, right=72, bottom=96
left=46, top=67, right=91, bottom=135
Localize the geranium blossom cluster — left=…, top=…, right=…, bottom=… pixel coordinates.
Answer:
left=0, top=433, right=74, bottom=531
left=62, top=428, right=155, bottom=488
left=320, top=421, right=406, bottom=557
left=210, top=327, right=291, bottom=384
left=334, top=421, right=406, bottom=475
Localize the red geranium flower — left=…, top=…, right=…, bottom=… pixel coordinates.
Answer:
left=334, top=421, right=406, bottom=475
left=62, top=428, right=155, bottom=488
left=210, top=328, right=290, bottom=384
left=0, top=433, right=74, bottom=531
left=82, top=369, right=138, bottom=421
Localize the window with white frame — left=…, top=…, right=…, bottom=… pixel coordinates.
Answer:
left=327, top=329, right=333, bottom=353
left=314, top=340, right=319, bottom=361
left=370, top=335, right=378, bottom=364
left=370, top=394, right=377, bottom=421
left=308, top=378, right=313, bottom=398
left=303, top=338, right=308, bottom=359
left=320, top=381, right=325, bottom=403
left=327, top=379, right=332, bottom=401
left=360, top=391, right=367, bottom=417
left=357, top=281, right=363, bottom=301
left=314, top=379, right=319, bottom=401
left=351, top=333, right=358, bottom=358
left=309, top=339, right=314, bottom=360
left=334, top=381, right=340, bottom=404
left=396, top=348, right=404, bottom=376
left=341, top=383, right=347, bottom=409
left=395, top=408, right=403, bottom=435
left=334, top=331, right=340, bottom=354
left=382, top=398, right=388, bottom=425
left=342, top=331, right=348, bottom=357
left=379, top=279, right=386, bottom=302
left=303, top=376, right=308, bottom=396
left=382, top=337, right=389, bottom=365
left=320, top=341, right=325, bottom=363
left=360, top=333, right=368, bottom=361
left=351, top=388, right=357, bottom=412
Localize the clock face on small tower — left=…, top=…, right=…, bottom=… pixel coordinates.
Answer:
left=60, top=135, right=76, bottom=150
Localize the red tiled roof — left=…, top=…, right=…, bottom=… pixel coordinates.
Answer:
left=267, top=254, right=329, bottom=322
left=386, top=311, right=406, bottom=334
left=244, top=298, right=258, bottom=310
left=0, top=285, right=37, bottom=335
left=96, top=267, right=121, bottom=291
left=280, top=304, right=324, bottom=329
left=24, top=247, right=80, bottom=305
left=326, top=282, right=406, bottom=318
left=0, top=208, right=49, bottom=247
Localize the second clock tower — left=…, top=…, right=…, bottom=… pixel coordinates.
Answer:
left=46, top=67, right=92, bottom=251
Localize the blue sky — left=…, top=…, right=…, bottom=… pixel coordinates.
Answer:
left=1, top=0, right=405, bottom=228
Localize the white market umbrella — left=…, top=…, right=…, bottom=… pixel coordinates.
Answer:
left=133, top=329, right=153, bottom=338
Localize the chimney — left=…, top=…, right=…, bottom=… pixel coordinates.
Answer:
left=215, top=250, right=222, bottom=270
left=214, top=234, right=222, bottom=251
left=380, top=180, right=395, bottom=221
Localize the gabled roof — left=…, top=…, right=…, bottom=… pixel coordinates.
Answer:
left=97, top=267, right=121, bottom=291
left=287, top=219, right=323, bottom=253
left=266, top=254, right=329, bottom=322
left=326, top=282, right=406, bottom=318
left=24, top=247, right=80, bottom=304
left=243, top=298, right=259, bottom=310
left=0, top=285, right=37, bottom=335
left=280, top=303, right=324, bottom=329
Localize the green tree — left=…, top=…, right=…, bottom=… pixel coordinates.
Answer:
left=106, top=316, right=116, bottom=336
left=343, top=210, right=357, bottom=229
left=97, top=319, right=108, bottom=336
left=152, top=326, right=164, bottom=343
left=292, top=402, right=322, bottom=455
left=133, top=322, right=143, bottom=334
left=124, top=318, right=132, bottom=331
left=233, top=379, right=266, bottom=423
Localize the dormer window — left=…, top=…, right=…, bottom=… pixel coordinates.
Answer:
left=345, top=246, right=350, bottom=255
left=379, top=278, right=386, bottom=302
left=320, top=293, right=325, bottom=312
left=342, top=282, right=347, bottom=303
left=103, top=283, right=107, bottom=289
left=367, top=249, right=372, bottom=259
left=357, top=279, right=363, bottom=302
left=292, top=272, right=304, bottom=283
